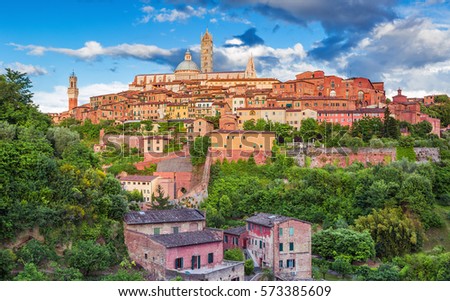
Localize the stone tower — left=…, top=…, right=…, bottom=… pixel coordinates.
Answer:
left=68, top=72, right=79, bottom=111
left=201, top=29, right=213, bottom=73
left=245, top=55, right=257, bottom=78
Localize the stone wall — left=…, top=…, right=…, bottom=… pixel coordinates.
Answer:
left=292, top=147, right=441, bottom=168
left=414, top=147, right=440, bottom=163
left=124, top=229, right=166, bottom=280
left=165, top=261, right=244, bottom=281
left=295, top=147, right=395, bottom=168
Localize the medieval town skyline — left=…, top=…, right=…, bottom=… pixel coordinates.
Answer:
left=1, top=0, right=450, bottom=113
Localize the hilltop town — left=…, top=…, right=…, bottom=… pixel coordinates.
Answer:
left=49, top=30, right=441, bottom=136
left=1, top=30, right=450, bottom=282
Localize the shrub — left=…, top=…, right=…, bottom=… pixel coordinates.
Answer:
left=244, top=259, right=254, bottom=276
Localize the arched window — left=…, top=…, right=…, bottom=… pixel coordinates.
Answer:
left=358, top=91, right=364, bottom=101
left=330, top=90, right=336, bottom=97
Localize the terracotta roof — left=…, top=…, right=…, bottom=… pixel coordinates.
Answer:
left=246, top=213, right=290, bottom=227
left=151, top=229, right=222, bottom=248
left=119, top=175, right=158, bottom=182
left=224, top=226, right=246, bottom=236
left=124, top=209, right=205, bottom=225
left=212, top=130, right=275, bottom=134
left=246, top=213, right=310, bottom=227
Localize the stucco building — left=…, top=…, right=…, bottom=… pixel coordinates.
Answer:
left=119, top=175, right=160, bottom=203
left=124, top=209, right=244, bottom=281
left=245, top=213, right=312, bottom=280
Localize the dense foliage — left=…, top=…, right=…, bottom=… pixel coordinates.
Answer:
left=0, top=70, right=137, bottom=280
left=205, top=157, right=448, bottom=260
left=190, top=136, right=210, bottom=165
left=312, top=228, right=375, bottom=261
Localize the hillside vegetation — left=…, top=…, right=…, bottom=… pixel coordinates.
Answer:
left=0, top=69, right=142, bottom=280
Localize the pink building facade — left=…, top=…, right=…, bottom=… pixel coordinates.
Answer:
left=245, top=213, right=312, bottom=280
left=124, top=209, right=244, bottom=281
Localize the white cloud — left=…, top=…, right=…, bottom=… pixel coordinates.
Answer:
left=1, top=62, right=48, bottom=76
left=224, top=38, right=244, bottom=46
left=35, top=81, right=129, bottom=113
left=138, top=5, right=207, bottom=24
left=339, top=17, right=450, bottom=96
left=220, top=13, right=252, bottom=25
left=210, top=18, right=218, bottom=23
left=10, top=41, right=174, bottom=61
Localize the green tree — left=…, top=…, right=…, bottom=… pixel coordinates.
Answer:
left=66, top=240, right=112, bottom=276
left=224, top=248, right=244, bottom=261
left=244, top=259, right=254, bottom=276
left=14, top=263, right=47, bottom=281
left=353, top=207, right=424, bottom=258
left=190, top=136, right=210, bottom=165
left=351, top=117, right=383, bottom=142
left=102, top=269, right=145, bottom=281
left=398, top=173, right=439, bottom=228
left=299, top=118, right=319, bottom=142
left=0, top=249, right=17, bottom=280
left=0, top=69, right=51, bottom=131
left=62, top=143, right=100, bottom=170
left=312, top=258, right=330, bottom=280
left=394, top=252, right=450, bottom=281
left=331, top=255, right=353, bottom=278
left=312, top=228, right=375, bottom=261
left=243, top=119, right=256, bottom=130
left=50, top=263, right=83, bottom=281
left=46, top=127, right=80, bottom=157
left=17, top=239, right=57, bottom=266
left=151, top=185, right=173, bottom=209
left=383, top=107, right=400, bottom=139
left=356, top=263, right=399, bottom=281
left=412, top=121, right=433, bottom=138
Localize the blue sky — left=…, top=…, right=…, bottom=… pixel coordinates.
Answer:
left=1, top=0, right=449, bottom=112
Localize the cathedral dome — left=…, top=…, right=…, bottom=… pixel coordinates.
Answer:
left=175, top=50, right=200, bottom=73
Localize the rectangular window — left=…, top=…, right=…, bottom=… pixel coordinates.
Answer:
left=287, top=259, right=296, bottom=268
left=175, top=257, right=183, bottom=269
left=172, top=227, right=179, bottom=234
left=224, top=235, right=228, bottom=243
left=191, top=255, right=201, bottom=269
left=247, top=223, right=251, bottom=230
left=289, top=242, right=294, bottom=251
left=259, top=240, right=263, bottom=249
left=154, top=228, right=160, bottom=235
left=279, top=243, right=283, bottom=252
left=289, top=227, right=294, bottom=236
left=208, top=253, right=214, bottom=264
left=279, top=260, right=283, bottom=268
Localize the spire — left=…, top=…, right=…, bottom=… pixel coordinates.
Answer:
left=245, top=55, right=256, bottom=78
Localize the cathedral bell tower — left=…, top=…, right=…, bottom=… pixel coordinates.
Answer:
left=201, top=29, right=213, bottom=73
left=245, top=55, right=257, bottom=78
left=68, top=72, right=79, bottom=111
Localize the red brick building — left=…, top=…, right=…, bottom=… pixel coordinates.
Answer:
left=153, top=157, right=194, bottom=199
left=317, top=108, right=385, bottom=126
left=389, top=89, right=441, bottom=136
left=223, top=226, right=248, bottom=251
left=272, top=70, right=385, bottom=107
left=124, top=209, right=244, bottom=281
left=245, top=213, right=312, bottom=280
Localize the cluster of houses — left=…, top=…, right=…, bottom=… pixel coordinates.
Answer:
left=123, top=208, right=312, bottom=281
left=48, top=31, right=442, bottom=138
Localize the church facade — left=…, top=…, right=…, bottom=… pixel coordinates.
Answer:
left=129, top=29, right=258, bottom=91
